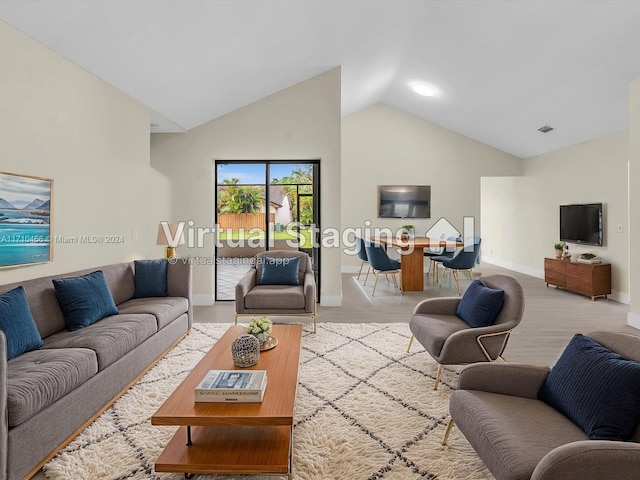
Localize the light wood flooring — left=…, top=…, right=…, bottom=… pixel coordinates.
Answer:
left=197, top=262, right=637, bottom=366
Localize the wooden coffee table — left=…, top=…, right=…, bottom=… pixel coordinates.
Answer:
left=151, top=324, right=302, bottom=478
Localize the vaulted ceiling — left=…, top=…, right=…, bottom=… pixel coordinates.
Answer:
left=2, top=1, right=640, bottom=158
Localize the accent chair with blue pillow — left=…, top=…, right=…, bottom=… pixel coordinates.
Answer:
left=407, top=274, right=524, bottom=389
left=235, top=250, right=317, bottom=333
left=446, top=331, right=640, bottom=480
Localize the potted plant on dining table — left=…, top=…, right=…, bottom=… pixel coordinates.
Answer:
left=401, top=224, right=415, bottom=239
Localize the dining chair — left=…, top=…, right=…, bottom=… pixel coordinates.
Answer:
left=364, top=242, right=402, bottom=296
left=355, top=237, right=371, bottom=284
left=441, top=236, right=482, bottom=295
left=423, top=233, right=447, bottom=273
left=429, top=235, right=460, bottom=282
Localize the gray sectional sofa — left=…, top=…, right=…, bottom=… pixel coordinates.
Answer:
left=0, top=260, right=192, bottom=480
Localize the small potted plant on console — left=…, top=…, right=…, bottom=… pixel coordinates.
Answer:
left=554, top=242, right=566, bottom=259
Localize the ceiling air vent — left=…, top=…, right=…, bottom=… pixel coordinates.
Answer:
left=538, top=125, right=554, bottom=133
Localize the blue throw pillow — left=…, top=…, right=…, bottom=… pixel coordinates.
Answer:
left=259, top=256, right=300, bottom=285
left=539, top=334, right=640, bottom=440
left=53, top=270, right=119, bottom=331
left=133, top=259, right=168, bottom=298
left=456, top=280, right=504, bottom=327
left=0, top=286, right=43, bottom=360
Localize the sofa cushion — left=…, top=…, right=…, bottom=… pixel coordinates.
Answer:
left=118, top=297, right=188, bottom=330
left=539, top=334, right=640, bottom=440
left=0, top=286, right=43, bottom=359
left=245, top=285, right=306, bottom=310
left=53, top=270, right=119, bottom=331
left=133, top=259, right=168, bottom=298
left=6, top=347, right=98, bottom=427
left=456, top=280, right=504, bottom=328
left=259, top=256, right=300, bottom=285
left=450, top=390, right=588, bottom=480
left=42, top=314, right=157, bottom=370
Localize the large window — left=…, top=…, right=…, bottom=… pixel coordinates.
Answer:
left=214, top=161, right=319, bottom=301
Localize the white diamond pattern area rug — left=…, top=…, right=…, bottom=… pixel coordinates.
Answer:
left=42, top=322, right=493, bottom=480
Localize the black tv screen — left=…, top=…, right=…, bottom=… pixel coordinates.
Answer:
left=378, top=185, right=431, bottom=218
left=559, top=203, right=603, bottom=246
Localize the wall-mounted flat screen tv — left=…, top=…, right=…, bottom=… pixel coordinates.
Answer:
left=378, top=185, right=431, bottom=218
left=559, top=203, right=603, bottom=246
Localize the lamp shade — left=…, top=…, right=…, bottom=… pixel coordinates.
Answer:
left=156, top=223, right=186, bottom=247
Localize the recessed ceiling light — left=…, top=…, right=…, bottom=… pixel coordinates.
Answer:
left=412, top=82, right=437, bottom=97
left=538, top=124, right=554, bottom=133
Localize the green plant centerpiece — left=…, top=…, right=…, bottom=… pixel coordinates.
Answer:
left=401, top=224, right=415, bottom=238
left=580, top=252, right=597, bottom=260
left=246, top=316, right=273, bottom=344
left=554, top=242, right=566, bottom=259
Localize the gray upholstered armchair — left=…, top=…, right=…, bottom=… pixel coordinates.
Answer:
left=235, top=250, right=317, bottom=333
left=444, top=331, right=640, bottom=480
left=407, top=274, right=524, bottom=389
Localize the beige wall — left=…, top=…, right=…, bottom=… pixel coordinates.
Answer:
left=341, top=104, right=522, bottom=268
left=0, top=20, right=167, bottom=284
left=482, top=130, right=629, bottom=302
left=151, top=68, right=342, bottom=305
left=629, top=78, right=640, bottom=324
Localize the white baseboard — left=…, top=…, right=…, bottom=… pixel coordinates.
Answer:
left=320, top=295, right=342, bottom=307
left=611, top=291, right=630, bottom=304
left=482, top=256, right=544, bottom=279
left=628, top=312, right=640, bottom=329
left=342, top=265, right=361, bottom=274
left=193, top=294, right=215, bottom=306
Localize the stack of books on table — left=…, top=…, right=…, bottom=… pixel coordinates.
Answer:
left=195, top=369, right=267, bottom=403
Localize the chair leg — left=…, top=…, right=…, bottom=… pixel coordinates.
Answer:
left=234, top=314, right=239, bottom=325
left=357, top=261, right=365, bottom=280
left=364, top=266, right=370, bottom=285
left=407, top=335, right=414, bottom=352
left=398, top=271, right=403, bottom=295
left=466, top=268, right=473, bottom=281
left=434, top=364, right=443, bottom=390
left=453, top=270, right=462, bottom=296
left=311, top=300, right=317, bottom=334
left=442, top=419, right=456, bottom=445
left=372, top=271, right=379, bottom=296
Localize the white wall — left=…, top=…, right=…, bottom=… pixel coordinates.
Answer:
left=341, top=104, right=523, bottom=267
left=151, top=68, right=342, bottom=305
left=0, top=20, right=167, bottom=284
left=482, top=130, right=629, bottom=302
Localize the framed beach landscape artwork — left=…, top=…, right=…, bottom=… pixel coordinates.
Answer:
left=0, top=172, right=52, bottom=268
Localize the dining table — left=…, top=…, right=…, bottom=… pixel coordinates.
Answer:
left=375, top=236, right=462, bottom=291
